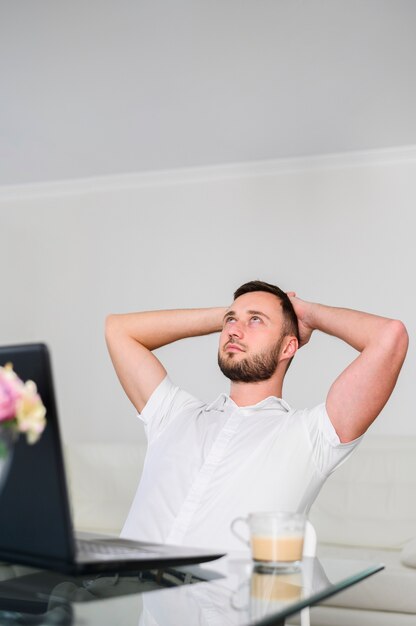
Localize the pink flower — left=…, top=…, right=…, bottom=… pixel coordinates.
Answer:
left=0, top=363, right=46, bottom=445
left=0, top=364, right=22, bottom=422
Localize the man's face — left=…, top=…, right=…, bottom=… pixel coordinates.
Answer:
left=218, top=291, right=287, bottom=383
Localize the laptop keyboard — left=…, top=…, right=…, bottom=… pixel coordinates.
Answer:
left=76, top=538, right=156, bottom=557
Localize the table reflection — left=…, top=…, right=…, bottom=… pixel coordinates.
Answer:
left=249, top=568, right=303, bottom=620
left=0, top=555, right=382, bottom=626
left=138, top=556, right=327, bottom=626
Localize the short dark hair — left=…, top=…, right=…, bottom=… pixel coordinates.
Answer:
left=233, top=280, right=300, bottom=342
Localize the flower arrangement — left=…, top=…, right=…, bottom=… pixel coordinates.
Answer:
left=0, top=363, right=47, bottom=455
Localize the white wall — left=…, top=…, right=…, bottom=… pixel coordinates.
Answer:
left=0, top=147, right=414, bottom=442
left=2, top=1, right=416, bottom=184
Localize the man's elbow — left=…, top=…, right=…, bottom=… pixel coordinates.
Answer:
left=386, top=319, right=409, bottom=363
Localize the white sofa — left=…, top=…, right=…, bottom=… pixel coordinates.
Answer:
left=63, top=435, right=416, bottom=625
left=307, top=435, right=416, bottom=626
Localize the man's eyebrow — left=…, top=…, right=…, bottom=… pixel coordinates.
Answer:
left=247, top=309, right=271, bottom=321
left=223, top=309, right=271, bottom=321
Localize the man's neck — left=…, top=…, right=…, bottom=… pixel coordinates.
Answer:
left=229, top=376, right=284, bottom=407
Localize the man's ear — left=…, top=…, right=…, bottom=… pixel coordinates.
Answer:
left=279, top=336, right=299, bottom=362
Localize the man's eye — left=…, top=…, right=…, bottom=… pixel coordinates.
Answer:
left=225, top=317, right=236, bottom=323
left=251, top=316, right=261, bottom=323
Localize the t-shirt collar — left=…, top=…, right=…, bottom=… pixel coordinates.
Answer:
left=205, top=393, right=291, bottom=413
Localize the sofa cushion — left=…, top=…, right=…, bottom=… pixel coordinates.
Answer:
left=288, top=606, right=416, bottom=626
left=317, top=544, right=416, bottom=614
left=63, top=442, right=146, bottom=534
left=401, top=538, right=416, bottom=568
left=310, top=436, right=416, bottom=549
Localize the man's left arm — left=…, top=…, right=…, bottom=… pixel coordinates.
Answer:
left=288, top=294, right=409, bottom=443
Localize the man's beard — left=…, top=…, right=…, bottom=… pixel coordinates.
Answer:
left=217, top=337, right=283, bottom=383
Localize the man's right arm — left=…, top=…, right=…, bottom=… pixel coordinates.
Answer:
left=105, top=308, right=226, bottom=413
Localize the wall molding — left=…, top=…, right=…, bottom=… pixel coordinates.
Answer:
left=1, top=144, right=416, bottom=202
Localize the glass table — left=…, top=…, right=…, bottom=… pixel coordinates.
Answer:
left=0, top=555, right=384, bottom=625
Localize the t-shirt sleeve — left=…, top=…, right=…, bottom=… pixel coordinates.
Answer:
left=300, top=402, right=364, bottom=476
left=137, top=375, right=203, bottom=442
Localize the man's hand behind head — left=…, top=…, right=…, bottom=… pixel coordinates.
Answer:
left=287, top=293, right=314, bottom=348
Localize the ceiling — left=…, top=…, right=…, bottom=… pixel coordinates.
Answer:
left=1, top=0, right=416, bottom=185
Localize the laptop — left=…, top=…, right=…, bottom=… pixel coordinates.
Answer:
left=0, top=343, right=224, bottom=574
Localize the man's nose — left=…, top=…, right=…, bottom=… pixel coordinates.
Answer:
left=229, top=323, right=243, bottom=339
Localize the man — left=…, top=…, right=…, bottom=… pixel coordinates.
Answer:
left=105, top=281, right=408, bottom=551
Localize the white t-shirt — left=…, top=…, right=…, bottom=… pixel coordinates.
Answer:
left=121, top=376, right=362, bottom=551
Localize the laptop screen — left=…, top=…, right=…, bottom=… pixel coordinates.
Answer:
left=0, top=344, right=75, bottom=565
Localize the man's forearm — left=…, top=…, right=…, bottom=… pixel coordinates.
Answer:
left=289, top=293, right=408, bottom=442
left=106, top=307, right=226, bottom=351
left=305, top=302, right=404, bottom=353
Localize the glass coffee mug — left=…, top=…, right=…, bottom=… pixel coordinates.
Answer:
left=231, top=511, right=306, bottom=571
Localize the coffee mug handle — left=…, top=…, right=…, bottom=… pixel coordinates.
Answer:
left=231, top=516, right=250, bottom=547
